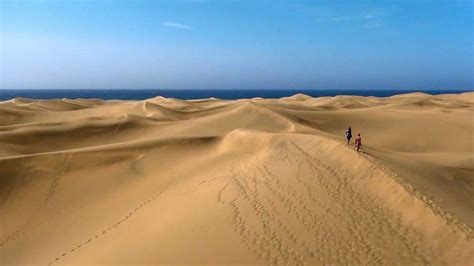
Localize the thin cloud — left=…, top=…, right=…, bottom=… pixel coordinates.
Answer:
left=315, top=12, right=384, bottom=23
left=162, top=21, right=193, bottom=30
left=364, top=22, right=386, bottom=28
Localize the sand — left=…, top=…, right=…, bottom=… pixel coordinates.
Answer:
left=0, top=92, right=473, bottom=265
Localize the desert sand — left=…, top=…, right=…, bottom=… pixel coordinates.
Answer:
left=0, top=92, right=473, bottom=265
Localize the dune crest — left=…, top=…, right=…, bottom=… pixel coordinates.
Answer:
left=0, top=93, right=473, bottom=264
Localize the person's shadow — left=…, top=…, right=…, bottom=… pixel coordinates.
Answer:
left=360, top=149, right=380, bottom=160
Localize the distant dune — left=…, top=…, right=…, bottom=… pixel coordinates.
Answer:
left=0, top=92, right=473, bottom=264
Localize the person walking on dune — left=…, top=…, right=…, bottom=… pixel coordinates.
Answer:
left=355, top=133, right=362, bottom=152
left=345, top=127, right=352, bottom=144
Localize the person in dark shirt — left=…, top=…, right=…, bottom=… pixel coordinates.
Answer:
left=345, top=127, right=352, bottom=144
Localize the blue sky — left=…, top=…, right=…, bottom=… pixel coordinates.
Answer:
left=0, top=0, right=472, bottom=90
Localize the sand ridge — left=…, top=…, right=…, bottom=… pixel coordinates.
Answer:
left=0, top=92, right=473, bottom=264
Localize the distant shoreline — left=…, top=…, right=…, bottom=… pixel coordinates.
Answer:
left=0, top=89, right=472, bottom=101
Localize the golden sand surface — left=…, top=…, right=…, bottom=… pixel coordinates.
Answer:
left=1, top=92, right=473, bottom=264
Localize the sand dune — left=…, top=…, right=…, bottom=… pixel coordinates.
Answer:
left=0, top=92, right=473, bottom=264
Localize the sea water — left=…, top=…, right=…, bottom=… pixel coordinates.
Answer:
left=0, top=89, right=471, bottom=101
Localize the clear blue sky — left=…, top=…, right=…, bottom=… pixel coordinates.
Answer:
left=0, top=0, right=472, bottom=90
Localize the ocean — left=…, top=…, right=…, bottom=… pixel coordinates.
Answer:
left=0, top=89, right=471, bottom=101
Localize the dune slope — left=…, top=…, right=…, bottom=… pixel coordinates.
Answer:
left=0, top=93, right=473, bottom=264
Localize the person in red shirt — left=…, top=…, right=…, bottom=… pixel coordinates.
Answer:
left=354, top=133, right=362, bottom=152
